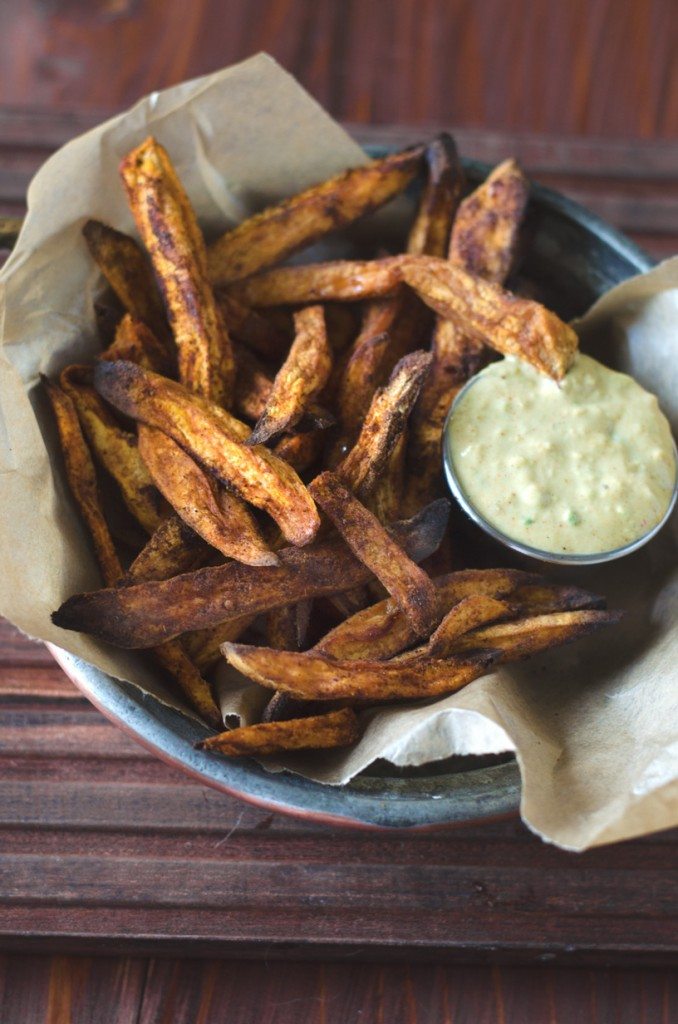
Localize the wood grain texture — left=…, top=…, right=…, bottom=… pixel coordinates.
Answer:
left=0, top=618, right=676, bottom=966
left=0, top=110, right=676, bottom=261
left=0, top=0, right=676, bottom=139
left=0, top=955, right=675, bottom=1023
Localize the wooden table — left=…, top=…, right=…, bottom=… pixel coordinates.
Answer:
left=1, top=114, right=677, bottom=1021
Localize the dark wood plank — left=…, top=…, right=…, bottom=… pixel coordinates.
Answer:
left=0, top=956, right=675, bottom=1023
left=0, top=0, right=676, bottom=140
left=0, top=954, right=148, bottom=1024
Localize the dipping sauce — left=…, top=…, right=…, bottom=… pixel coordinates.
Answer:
left=445, top=353, right=676, bottom=556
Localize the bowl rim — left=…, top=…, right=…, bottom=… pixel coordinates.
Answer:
left=43, top=150, right=654, bottom=831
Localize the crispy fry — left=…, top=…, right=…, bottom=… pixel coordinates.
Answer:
left=316, top=568, right=534, bottom=661
left=120, top=137, right=235, bottom=406
left=82, top=220, right=168, bottom=342
left=100, top=313, right=173, bottom=375
left=60, top=366, right=166, bottom=535
left=152, top=638, right=221, bottom=728
left=229, top=256, right=405, bottom=307
left=43, top=376, right=122, bottom=586
left=207, top=144, right=426, bottom=285
left=261, top=692, right=332, bottom=723
left=93, top=361, right=320, bottom=547
left=223, top=643, right=495, bottom=701
left=396, top=596, right=511, bottom=662
left=138, top=425, right=277, bottom=565
left=448, top=610, right=623, bottom=660
left=407, top=133, right=465, bottom=259
left=449, top=158, right=529, bottom=283
left=404, top=161, right=530, bottom=512
left=511, top=581, right=606, bottom=615
left=122, top=514, right=209, bottom=584
left=197, top=707, right=359, bottom=756
left=338, top=350, right=432, bottom=500
left=265, top=599, right=312, bottom=652
left=233, top=344, right=275, bottom=422
left=310, top=471, right=439, bottom=638
left=401, top=256, right=578, bottom=380
left=366, top=432, right=406, bottom=523
left=333, top=324, right=391, bottom=456
left=51, top=500, right=450, bottom=648
left=249, top=306, right=332, bottom=445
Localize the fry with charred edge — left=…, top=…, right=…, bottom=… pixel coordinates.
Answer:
left=60, top=366, right=166, bottom=535
left=228, top=256, right=405, bottom=307
left=401, top=256, right=578, bottom=380
left=338, top=351, right=432, bottom=501
left=82, top=220, right=168, bottom=343
left=207, top=144, right=426, bottom=286
left=121, top=515, right=209, bottom=584
left=310, top=471, right=439, bottom=638
left=449, top=158, right=529, bottom=283
left=249, top=305, right=332, bottom=445
left=138, top=425, right=277, bottom=566
left=404, top=160, right=530, bottom=512
left=196, top=708, right=359, bottom=756
left=396, top=596, right=511, bottom=663
left=261, top=692, right=333, bottom=723
left=316, top=570, right=520, bottom=662
left=100, top=314, right=173, bottom=375
left=119, top=137, right=235, bottom=407
left=216, top=294, right=291, bottom=361
left=51, top=500, right=450, bottom=648
left=273, top=431, right=324, bottom=474
left=235, top=344, right=334, bottom=431
left=223, top=643, right=495, bottom=701
left=448, top=610, right=623, bottom=660
left=93, top=361, right=319, bottom=547
left=183, top=615, right=256, bottom=673
left=265, top=599, right=312, bottom=652
left=42, top=376, right=122, bottom=586
left=407, top=133, right=465, bottom=259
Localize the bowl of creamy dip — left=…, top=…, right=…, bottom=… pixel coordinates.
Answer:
left=443, top=353, right=677, bottom=565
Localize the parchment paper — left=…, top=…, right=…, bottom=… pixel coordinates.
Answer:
left=0, top=54, right=675, bottom=850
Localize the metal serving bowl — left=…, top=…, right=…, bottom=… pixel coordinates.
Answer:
left=12, top=150, right=653, bottom=830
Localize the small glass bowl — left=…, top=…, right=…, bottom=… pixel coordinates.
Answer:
left=442, top=377, right=678, bottom=567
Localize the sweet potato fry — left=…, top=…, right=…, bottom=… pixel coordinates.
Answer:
left=138, top=425, right=277, bottom=565
left=449, top=158, right=529, bottom=283
left=42, top=376, right=122, bottom=586
left=120, top=137, right=235, bottom=407
left=310, top=471, right=439, bottom=638
left=337, top=350, right=432, bottom=500
left=93, top=361, right=319, bottom=547
left=404, top=160, right=531, bottom=512
left=100, top=314, right=173, bottom=375
left=249, top=305, right=332, bottom=445
left=196, top=707, right=359, bottom=756
left=448, top=609, right=623, bottom=661
left=395, top=595, right=511, bottom=662
left=229, top=257, right=405, bottom=307
left=207, top=144, right=426, bottom=285
left=510, top=581, right=606, bottom=615
left=223, top=643, right=495, bottom=702
left=366, top=432, right=406, bottom=523
left=82, top=220, right=168, bottom=343
left=261, top=692, right=332, bottom=723
left=152, top=638, right=221, bottom=728
left=401, top=256, right=578, bottom=380
left=407, top=133, right=465, bottom=259
left=51, top=500, right=450, bottom=648
left=122, top=515, right=209, bottom=584
left=60, top=366, right=166, bottom=535
left=315, top=568, right=533, bottom=662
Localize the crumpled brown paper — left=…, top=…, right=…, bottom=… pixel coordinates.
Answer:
left=0, top=54, right=675, bottom=851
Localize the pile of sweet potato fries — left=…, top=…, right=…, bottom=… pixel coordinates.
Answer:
left=47, top=134, right=619, bottom=757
